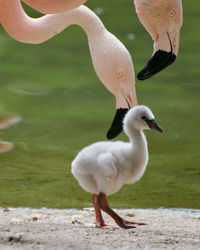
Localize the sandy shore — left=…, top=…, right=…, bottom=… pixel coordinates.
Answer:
left=0, top=207, right=199, bottom=250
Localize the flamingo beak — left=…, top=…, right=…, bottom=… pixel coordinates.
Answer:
left=137, top=30, right=179, bottom=80
left=137, top=50, right=176, bottom=80
left=106, top=108, right=128, bottom=139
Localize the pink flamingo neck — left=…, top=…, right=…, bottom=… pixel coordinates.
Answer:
left=22, top=0, right=87, bottom=14
left=0, top=3, right=105, bottom=44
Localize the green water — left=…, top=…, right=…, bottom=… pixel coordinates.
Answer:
left=0, top=0, right=199, bottom=209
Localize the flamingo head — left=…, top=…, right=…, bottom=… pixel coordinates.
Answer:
left=90, top=32, right=137, bottom=109
left=134, top=0, right=183, bottom=80
left=89, top=32, right=137, bottom=139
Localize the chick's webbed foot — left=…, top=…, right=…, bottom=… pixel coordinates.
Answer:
left=95, top=221, right=116, bottom=229
left=124, top=220, right=146, bottom=226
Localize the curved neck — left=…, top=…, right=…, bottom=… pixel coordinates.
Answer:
left=59, top=6, right=105, bottom=37
left=0, top=2, right=105, bottom=44
left=127, top=128, right=147, bottom=151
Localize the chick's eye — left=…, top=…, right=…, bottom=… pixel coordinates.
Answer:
left=142, top=116, right=147, bottom=121
left=169, top=11, right=174, bottom=17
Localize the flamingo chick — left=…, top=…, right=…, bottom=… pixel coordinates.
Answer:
left=71, top=105, right=163, bottom=229
left=0, top=3, right=137, bottom=139
left=134, top=0, right=183, bottom=80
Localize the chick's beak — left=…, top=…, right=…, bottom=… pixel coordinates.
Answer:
left=148, top=120, right=163, bottom=133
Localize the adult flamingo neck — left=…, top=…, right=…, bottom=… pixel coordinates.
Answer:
left=22, top=0, right=87, bottom=14
left=59, top=6, right=106, bottom=38
left=0, top=2, right=105, bottom=44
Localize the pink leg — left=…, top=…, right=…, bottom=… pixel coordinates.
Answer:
left=92, top=194, right=115, bottom=229
left=98, top=193, right=145, bottom=229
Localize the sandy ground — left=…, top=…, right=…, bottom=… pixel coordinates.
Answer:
left=0, top=207, right=199, bottom=250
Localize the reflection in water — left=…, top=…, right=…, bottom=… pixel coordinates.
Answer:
left=0, top=116, right=22, bottom=153
left=0, top=116, right=22, bottom=130
left=0, top=141, right=13, bottom=153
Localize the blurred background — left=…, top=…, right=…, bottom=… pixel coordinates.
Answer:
left=0, top=0, right=199, bottom=209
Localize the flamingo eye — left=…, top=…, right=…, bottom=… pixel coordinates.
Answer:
left=169, top=11, right=174, bottom=17
left=116, top=69, right=126, bottom=80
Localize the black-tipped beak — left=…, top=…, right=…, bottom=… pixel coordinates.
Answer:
left=148, top=120, right=163, bottom=133
left=106, top=108, right=128, bottom=140
left=137, top=50, right=176, bottom=80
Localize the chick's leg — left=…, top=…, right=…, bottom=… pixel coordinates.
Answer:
left=92, top=194, right=115, bottom=229
left=98, top=193, right=145, bottom=229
